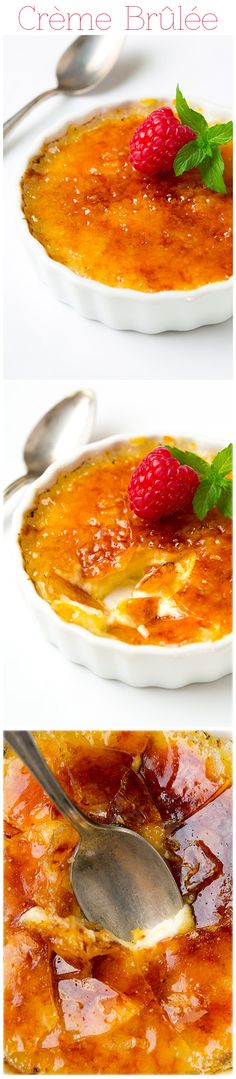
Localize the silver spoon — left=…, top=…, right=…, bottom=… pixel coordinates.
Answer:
left=4, top=34, right=123, bottom=138
left=4, top=388, right=96, bottom=500
left=4, top=731, right=183, bottom=942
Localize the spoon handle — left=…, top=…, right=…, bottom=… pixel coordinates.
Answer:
left=4, top=473, right=33, bottom=501
left=4, top=87, right=59, bottom=137
left=4, top=730, right=94, bottom=836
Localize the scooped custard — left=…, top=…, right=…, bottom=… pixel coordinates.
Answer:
left=19, top=438, right=232, bottom=646
left=4, top=730, right=232, bottom=1074
left=21, top=102, right=233, bottom=293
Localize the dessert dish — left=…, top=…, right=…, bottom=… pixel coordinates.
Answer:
left=19, top=436, right=232, bottom=647
left=20, top=99, right=233, bottom=332
left=14, top=434, right=232, bottom=687
left=4, top=730, right=232, bottom=1074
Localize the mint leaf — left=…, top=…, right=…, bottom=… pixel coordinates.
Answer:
left=200, top=147, right=226, bottom=193
left=217, top=481, right=232, bottom=518
left=174, top=141, right=206, bottom=177
left=176, top=85, right=207, bottom=134
left=193, top=476, right=232, bottom=521
left=210, top=442, right=233, bottom=477
left=193, top=481, right=219, bottom=521
left=208, top=121, right=233, bottom=146
left=165, top=446, right=210, bottom=479
left=166, top=444, right=232, bottom=522
left=174, top=88, right=232, bottom=193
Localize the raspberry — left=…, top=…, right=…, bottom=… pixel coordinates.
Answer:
left=128, top=447, right=199, bottom=521
left=129, top=106, right=195, bottom=176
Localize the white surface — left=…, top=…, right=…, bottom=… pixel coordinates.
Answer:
left=4, top=33, right=233, bottom=380
left=4, top=379, right=232, bottom=727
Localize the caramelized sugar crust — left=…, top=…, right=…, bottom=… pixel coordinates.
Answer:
left=19, top=439, right=232, bottom=646
left=4, top=731, right=232, bottom=1074
left=21, top=103, right=233, bottom=293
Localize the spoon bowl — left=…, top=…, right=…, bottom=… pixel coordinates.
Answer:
left=4, top=388, right=96, bottom=500
left=4, top=35, right=124, bottom=137
left=56, top=34, right=124, bottom=95
left=4, top=731, right=183, bottom=943
left=22, top=388, right=96, bottom=475
left=71, top=824, right=182, bottom=941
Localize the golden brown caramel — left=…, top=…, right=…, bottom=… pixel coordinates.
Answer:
left=21, top=103, right=233, bottom=293
left=147, top=925, right=232, bottom=1069
left=167, top=787, right=232, bottom=928
left=19, top=439, right=232, bottom=646
left=4, top=731, right=232, bottom=1074
left=140, top=731, right=232, bottom=823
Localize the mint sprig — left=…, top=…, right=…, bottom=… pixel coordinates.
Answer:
left=174, top=86, right=233, bottom=194
left=165, top=443, right=232, bottom=521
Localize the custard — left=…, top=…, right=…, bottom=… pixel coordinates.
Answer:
left=4, top=730, right=232, bottom=1074
left=21, top=102, right=233, bottom=293
left=19, top=438, right=232, bottom=646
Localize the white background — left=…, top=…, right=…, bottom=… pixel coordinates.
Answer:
left=4, top=378, right=232, bottom=730
left=4, top=33, right=233, bottom=381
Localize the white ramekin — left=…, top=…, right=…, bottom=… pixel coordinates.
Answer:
left=19, top=99, right=233, bottom=334
left=13, top=433, right=232, bottom=688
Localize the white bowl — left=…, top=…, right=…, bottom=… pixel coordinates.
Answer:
left=19, top=99, right=233, bottom=335
left=13, top=433, right=232, bottom=688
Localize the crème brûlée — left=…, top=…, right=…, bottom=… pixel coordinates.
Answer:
left=21, top=102, right=233, bottom=293
left=4, top=730, right=232, bottom=1074
left=19, top=438, right=232, bottom=646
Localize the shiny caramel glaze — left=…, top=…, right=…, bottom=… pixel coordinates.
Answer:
left=4, top=731, right=232, bottom=1074
left=19, top=438, right=232, bottom=646
left=167, top=787, right=232, bottom=928
left=21, top=102, right=233, bottom=293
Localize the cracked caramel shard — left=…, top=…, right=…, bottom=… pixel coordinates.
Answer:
left=20, top=908, right=113, bottom=963
left=167, top=786, right=232, bottom=928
